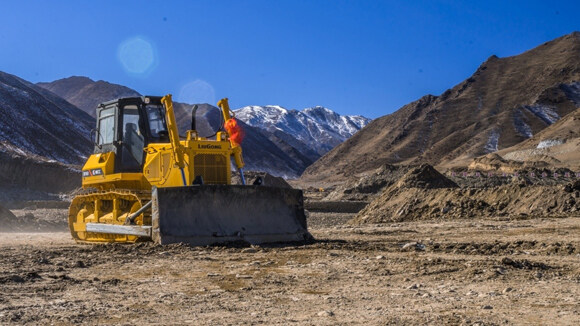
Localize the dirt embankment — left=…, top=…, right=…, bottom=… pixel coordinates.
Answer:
left=317, top=158, right=574, bottom=200
left=322, top=164, right=410, bottom=202
left=352, top=164, right=580, bottom=225
left=0, top=152, right=81, bottom=202
left=231, top=171, right=292, bottom=188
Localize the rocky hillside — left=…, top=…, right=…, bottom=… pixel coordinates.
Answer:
left=0, top=71, right=93, bottom=164
left=37, top=76, right=140, bottom=117
left=494, top=106, right=580, bottom=170
left=302, top=32, right=580, bottom=182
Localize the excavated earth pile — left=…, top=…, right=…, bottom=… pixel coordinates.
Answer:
left=395, top=164, right=457, bottom=189
left=0, top=204, right=69, bottom=232
left=323, top=164, right=411, bottom=202
left=352, top=164, right=580, bottom=224
left=0, top=205, right=17, bottom=231
left=231, top=171, right=292, bottom=188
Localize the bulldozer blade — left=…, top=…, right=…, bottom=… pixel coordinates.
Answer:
left=151, top=185, right=311, bottom=246
left=85, top=223, right=152, bottom=237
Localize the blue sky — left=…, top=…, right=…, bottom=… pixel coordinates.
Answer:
left=1, top=0, right=579, bottom=118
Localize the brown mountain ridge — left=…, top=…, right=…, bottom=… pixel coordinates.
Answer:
left=301, top=32, right=580, bottom=182
left=37, top=76, right=141, bottom=118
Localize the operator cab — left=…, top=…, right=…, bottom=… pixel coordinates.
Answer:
left=94, top=96, right=170, bottom=173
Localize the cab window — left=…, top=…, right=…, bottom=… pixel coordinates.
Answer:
left=98, top=108, right=115, bottom=145
left=146, top=104, right=168, bottom=139
left=120, top=105, right=145, bottom=171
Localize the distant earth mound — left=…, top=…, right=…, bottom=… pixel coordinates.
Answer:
left=231, top=171, right=292, bottom=188
left=396, top=164, right=458, bottom=189
left=467, top=153, right=555, bottom=173
left=323, top=164, right=410, bottom=201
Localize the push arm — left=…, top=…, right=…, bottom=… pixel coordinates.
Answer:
left=161, top=94, right=187, bottom=185
left=218, top=98, right=246, bottom=184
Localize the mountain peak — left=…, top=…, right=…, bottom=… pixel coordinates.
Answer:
left=235, top=105, right=371, bottom=156
left=40, top=76, right=95, bottom=88
left=303, top=106, right=335, bottom=114
left=61, top=75, right=94, bottom=82
left=565, top=30, right=580, bottom=41
left=37, top=77, right=140, bottom=117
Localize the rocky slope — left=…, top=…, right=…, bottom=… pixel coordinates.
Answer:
left=494, top=106, right=580, bottom=170
left=0, top=151, right=81, bottom=202
left=0, top=71, right=93, bottom=164
left=302, top=32, right=580, bottom=182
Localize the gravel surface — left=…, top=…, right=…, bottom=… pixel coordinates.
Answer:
left=1, top=211, right=578, bottom=325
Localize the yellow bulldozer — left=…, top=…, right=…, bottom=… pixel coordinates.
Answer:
left=68, top=94, right=310, bottom=245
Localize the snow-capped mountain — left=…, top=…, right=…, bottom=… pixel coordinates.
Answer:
left=234, top=105, right=371, bottom=155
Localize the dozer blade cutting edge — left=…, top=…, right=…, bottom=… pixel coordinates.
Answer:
left=151, top=185, right=312, bottom=246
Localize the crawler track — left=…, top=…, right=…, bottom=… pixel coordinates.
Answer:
left=68, top=190, right=151, bottom=243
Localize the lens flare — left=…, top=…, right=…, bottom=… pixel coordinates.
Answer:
left=117, top=36, right=158, bottom=75
left=178, top=79, right=216, bottom=105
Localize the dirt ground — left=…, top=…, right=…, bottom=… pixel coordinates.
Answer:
left=1, top=210, right=579, bottom=325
